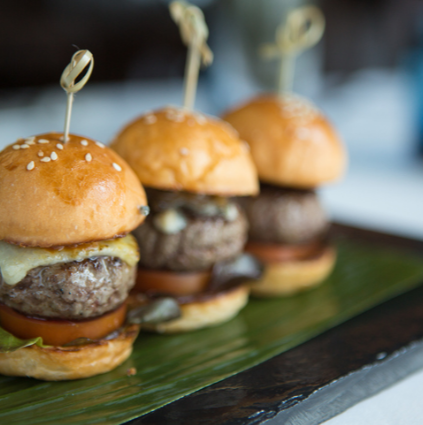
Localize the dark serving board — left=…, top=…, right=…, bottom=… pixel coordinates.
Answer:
left=131, top=223, right=423, bottom=425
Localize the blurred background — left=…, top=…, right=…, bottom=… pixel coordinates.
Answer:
left=0, top=0, right=422, bottom=238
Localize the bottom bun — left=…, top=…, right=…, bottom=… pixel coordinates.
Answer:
left=250, top=246, right=336, bottom=297
left=140, top=285, right=249, bottom=334
left=0, top=324, right=139, bottom=381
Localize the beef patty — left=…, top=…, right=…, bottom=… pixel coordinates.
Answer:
left=133, top=188, right=248, bottom=272
left=238, top=183, right=329, bottom=245
left=0, top=256, right=136, bottom=320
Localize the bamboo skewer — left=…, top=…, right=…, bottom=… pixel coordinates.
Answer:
left=170, top=1, right=213, bottom=110
left=260, top=6, right=325, bottom=95
left=60, top=50, right=94, bottom=142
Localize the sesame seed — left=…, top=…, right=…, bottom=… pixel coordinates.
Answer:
left=144, top=115, right=157, bottom=124
left=26, top=161, right=35, bottom=171
left=95, top=141, right=105, bottom=148
left=224, top=123, right=239, bottom=138
left=195, top=114, right=206, bottom=125
left=38, top=151, right=44, bottom=157
left=51, top=151, right=58, bottom=161
left=166, top=113, right=176, bottom=121
left=85, top=153, right=92, bottom=162
left=180, top=147, right=189, bottom=156
left=38, top=139, right=49, bottom=144
left=56, top=143, right=63, bottom=150
left=81, top=140, right=88, bottom=146
left=296, top=128, right=310, bottom=140
left=25, top=140, right=35, bottom=145
left=20, top=144, right=29, bottom=149
left=12, top=145, right=20, bottom=150
left=40, top=157, right=51, bottom=162
left=173, top=114, right=185, bottom=123
left=112, top=162, right=122, bottom=171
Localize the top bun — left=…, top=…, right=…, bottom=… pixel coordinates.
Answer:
left=110, top=107, right=258, bottom=196
left=222, top=94, right=346, bottom=188
left=0, top=133, right=147, bottom=247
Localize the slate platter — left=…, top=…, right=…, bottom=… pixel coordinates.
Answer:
left=132, top=224, right=423, bottom=425
left=1, top=223, right=423, bottom=425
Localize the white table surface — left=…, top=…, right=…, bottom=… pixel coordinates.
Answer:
left=320, top=161, right=423, bottom=425
left=323, top=367, right=423, bottom=425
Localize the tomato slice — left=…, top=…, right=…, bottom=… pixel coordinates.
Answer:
left=0, top=303, right=126, bottom=346
left=135, top=268, right=211, bottom=296
left=245, top=241, right=324, bottom=264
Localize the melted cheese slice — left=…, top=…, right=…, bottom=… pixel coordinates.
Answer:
left=0, top=234, right=139, bottom=285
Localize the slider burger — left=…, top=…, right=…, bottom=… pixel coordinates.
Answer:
left=223, top=94, right=346, bottom=297
left=111, top=106, right=261, bottom=333
left=0, top=133, right=148, bottom=380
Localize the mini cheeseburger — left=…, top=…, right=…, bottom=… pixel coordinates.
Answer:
left=0, top=133, right=148, bottom=380
left=223, top=94, right=346, bottom=297
left=111, top=106, right=260, bottom=333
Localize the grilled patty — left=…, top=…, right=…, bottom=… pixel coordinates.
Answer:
left=133, top=188, right=248, bottom=272
left=238, top=183, right=329, bottom=245
left=0, top=256, right=136, bottom=320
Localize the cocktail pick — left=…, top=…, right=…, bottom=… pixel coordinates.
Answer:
left=170, top=1, right=213, bottom=110
left=60, top=50, right=94, bottom=142
left=260, top=6, right=325, bottom=95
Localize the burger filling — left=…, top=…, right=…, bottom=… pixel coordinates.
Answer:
left=134, top=188, right=248, bottom=272
left=0, top=235, right=139, bottom=319
left=132, top=188, right=259, bottom=298
left=237, top=183, right=329, bottom=262
left=0, top=256, right=136, bottom=319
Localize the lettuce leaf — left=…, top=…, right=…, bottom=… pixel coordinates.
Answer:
left=0, top=326, right=45, bottom=353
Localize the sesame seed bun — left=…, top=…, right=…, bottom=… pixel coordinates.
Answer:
left=222, top=94, right=347, bottom=189
left=110, top=107, right=259, bottom=196
left=0, top=133, right=147, bottom=247
left=0, top=324, right=139, bottom=381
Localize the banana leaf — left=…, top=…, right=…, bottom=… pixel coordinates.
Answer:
left=1, top=239, right=423, bottom=425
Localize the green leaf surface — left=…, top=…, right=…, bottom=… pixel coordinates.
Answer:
left=1, top=240, right=423, bottom=425
left=0, top=327, right=44, bottom=353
